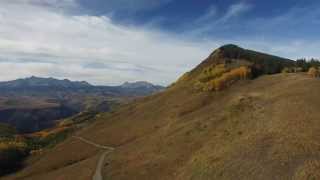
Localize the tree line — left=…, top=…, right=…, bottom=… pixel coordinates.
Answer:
left=295, top=58, right=320, bottom=71
left=282, top=58, right=320, bottom=78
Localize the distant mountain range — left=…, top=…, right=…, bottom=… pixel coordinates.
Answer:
left=0, top=76, right=165, bottom=133
left=0, top=76, right=165, bottom=97
left=0, top=76, right=91, bottom=88
left=121, top=81, right=163, bottom=89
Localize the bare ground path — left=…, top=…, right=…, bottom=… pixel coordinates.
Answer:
left=73, top=136, right=114, bottom=180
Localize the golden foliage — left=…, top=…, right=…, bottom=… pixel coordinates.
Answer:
left=212, top=66, right=251, bottom=91
left=0, top=141, right=27, bottom=151
left=196, top=66, right=251, bottom=91
left=33, top=127, right=68, bottom=138
left=308, top=67, right=320, bottom=78
left=198, top=64, right=227, bottom=83
left=282, top=67, right=292, bottom=73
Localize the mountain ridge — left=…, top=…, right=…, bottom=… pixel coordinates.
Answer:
left=0, top=76, right=164, bottom=133
left=0, top=76, right=165, bottom=97
left=0, top=76, right=163, bottom=90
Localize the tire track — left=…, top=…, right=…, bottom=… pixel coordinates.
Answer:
left=73, top=136, right=114, bottom=180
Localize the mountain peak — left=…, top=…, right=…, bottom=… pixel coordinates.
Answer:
left=26, top=76, right=45, bottom=80
left=209, top=44, right=245, bottom=59
left=218, top=44, right=242, bottom=51
left=121, top=81, right=164, bottom=89
left=176, top=45, right=295, bottom=86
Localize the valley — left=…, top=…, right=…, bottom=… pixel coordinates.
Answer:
left=0, top=77, right=164, bottom=133
left=0, top=77, right=163, bottom=177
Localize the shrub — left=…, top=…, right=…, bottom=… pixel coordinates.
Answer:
left=195, top=66, right=251, bottom=92
left=282, top=67, right=289, bottom=73
left=198, top=64, right=227, bottom=83
left=26, top=127, right=73, bottom=150
left=212, top=66, right=251, bottom=91
left=282, top=67, right=292, bottom=73
left=308, top=67, right=320, bottom=78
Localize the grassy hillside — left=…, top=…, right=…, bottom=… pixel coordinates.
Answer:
left=8, top=73, right=320, bottom=180
left=5, top=45, right=320, bottom=180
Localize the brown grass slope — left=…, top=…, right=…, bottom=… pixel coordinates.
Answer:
left=4, top=46, right=320, bottom=180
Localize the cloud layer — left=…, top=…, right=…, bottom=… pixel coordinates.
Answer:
left=0, top=1, right=214, bottom=85
left=77, top=0, right=173, bottom=14
left=1, top=1, right=320, bottom=85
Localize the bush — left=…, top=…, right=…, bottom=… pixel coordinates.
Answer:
left=308, top=67, right=320, bottom=78
left=26, top=127, right=73, bottom=150
left=282, top=67, right=293, bottom=73
left=198, top=64, right=227, bottom=83
left=282, top=68, right=289, bottom=73
left=195, top=66, right=251, bottom=91
left=211, top=66, right=251, bottom=91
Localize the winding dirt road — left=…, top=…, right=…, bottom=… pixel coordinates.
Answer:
left=73, top=136, right=114, bottom=180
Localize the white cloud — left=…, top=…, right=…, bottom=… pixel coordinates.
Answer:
left=1, top=1, right=320, bottom=86
left=195, top=5, right=217, bottom=23
left=2, top=0, right=76, bottom=6
left=75, top=0, right=173, bottom=14
left=0, top=1, right=212, bottom=85
left=190, top=2, right=253, bottom=35
left=221, top=2, right=252, bottom=22
left=1, top=0, right=77, bottom=11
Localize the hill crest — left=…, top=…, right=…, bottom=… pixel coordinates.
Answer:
left=197, top=44, right=294, bottom=74
left=176, top=44, right=295, bottom=88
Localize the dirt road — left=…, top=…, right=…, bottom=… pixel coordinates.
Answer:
left=73, top=136, right=114, bottom=180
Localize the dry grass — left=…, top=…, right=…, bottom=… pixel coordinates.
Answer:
left=308, top=67, right=320, bottom=78
left=5, top=73, right=320, bottom=180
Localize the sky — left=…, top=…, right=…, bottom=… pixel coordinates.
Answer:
left=1, top=0, right=320, bottom=85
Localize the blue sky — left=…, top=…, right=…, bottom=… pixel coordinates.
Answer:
left=76, top=0, right=320, bottom=39
left=0, top=0, right=320, bottom=85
